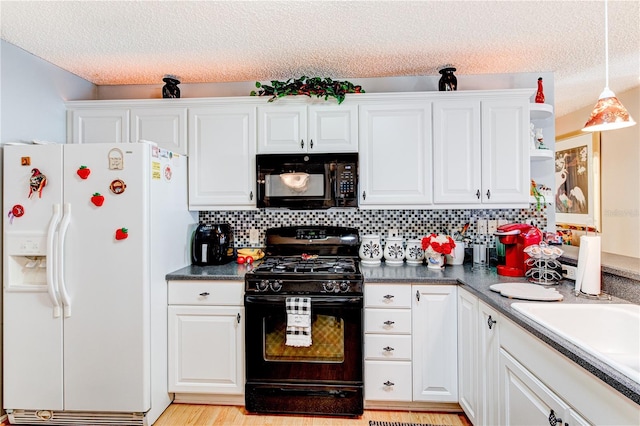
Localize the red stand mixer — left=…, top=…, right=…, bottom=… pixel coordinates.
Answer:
left=495, top=223, right=543, bottom=277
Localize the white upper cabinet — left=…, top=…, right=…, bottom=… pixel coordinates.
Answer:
left=257, top=101, right=358, bottom=153
left=68, top=107, right=129, bottom=144
left=67, top=102, right=188, bottom=155
left=188, top=105, right=256, bottom=210
left=358, top=98, right=433, bottom=208
left=432, top=90, right=531, bottom=207
left=131, top=107, right=187, bottom=154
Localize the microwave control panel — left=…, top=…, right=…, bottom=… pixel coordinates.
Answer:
left=337, top=163, right=357, bottom=198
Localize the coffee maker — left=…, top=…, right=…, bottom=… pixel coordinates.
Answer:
left=192, top=223, right=234, bottom=265
left=494, top=223, right=542, bottom=277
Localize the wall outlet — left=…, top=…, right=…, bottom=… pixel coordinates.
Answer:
left=488, top=220, right=497, bottom=234
left=249, top=229, right=260, bottom=245
left=497, top=219, right=508, bottom=227
left=477, top=219, right=487, bottom=235
left=561, top=264, right=577, bottom=280
left=388, top=228, right=399, bottom=238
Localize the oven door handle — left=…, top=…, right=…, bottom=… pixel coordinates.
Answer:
left=245, top=295, right=362, bottom=305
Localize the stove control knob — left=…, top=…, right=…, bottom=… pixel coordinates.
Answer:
left=323, top=281, right=336, bottom=292
left=270, top=280, right=283, bottom=292
left=256, top=280, right=269, bottom=292
left=339, top=281, right=350, bottom=292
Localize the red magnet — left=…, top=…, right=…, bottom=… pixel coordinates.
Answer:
left=91, top=193, right=105, bottom=207
left=7, top=204, right=24, bottom=224
left=28, top=168, right=47, bottom=198
left=115, top=228, right=129, bottom=240
left=77, top=166, right=91, bottom=179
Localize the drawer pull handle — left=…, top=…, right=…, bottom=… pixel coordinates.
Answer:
left=383, top=346, right=394, bottom=352
left=383, top=381, right=394, bottom=387
left=383, top=294, right=394, bottom=300
left=199, top=292, right=210, bottom=297
left=487, top=315, right=497, bottom=330
left=383, top=320, right=395, bottom=326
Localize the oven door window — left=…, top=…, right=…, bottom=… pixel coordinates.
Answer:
left=264, top=313, right=344, bottom=362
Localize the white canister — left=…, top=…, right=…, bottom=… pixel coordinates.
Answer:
left=383, top=236, right=404, bottom=265
left=445, top=242, right=465, bottom=265
left=405, top=239, right=424, bottom=265
left=359, top=234, right=383, bottom=265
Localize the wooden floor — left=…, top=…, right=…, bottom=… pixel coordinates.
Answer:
left=154, top=404, right=472, bottom=426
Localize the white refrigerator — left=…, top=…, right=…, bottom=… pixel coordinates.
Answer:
left=2, top=142, right=197, bottom=425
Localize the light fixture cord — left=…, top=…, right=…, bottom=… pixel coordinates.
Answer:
left=604, top=0, right=610, bottom=90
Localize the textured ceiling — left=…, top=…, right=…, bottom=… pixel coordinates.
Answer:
left=1, top=0, right=639, bottom=116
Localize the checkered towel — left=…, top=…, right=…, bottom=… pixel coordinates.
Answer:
left=285, top=297, right=312, bottom=347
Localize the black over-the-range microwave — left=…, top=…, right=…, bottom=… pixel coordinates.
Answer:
left=256, top=153, right=358, bottom=209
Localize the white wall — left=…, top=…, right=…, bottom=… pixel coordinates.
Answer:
left=556, top=86, right=640, bottom=259
left=1, top=40, right=96, bottom=143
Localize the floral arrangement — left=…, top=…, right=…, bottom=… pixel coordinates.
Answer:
left=250, top=76, right=363, bottom=104
left=421, top=233, right=456, bottom=256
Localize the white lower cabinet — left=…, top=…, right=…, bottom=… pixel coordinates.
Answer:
left=500, top=349, right=589, bottom=426
left=364, top=283, right=457, bottom=405
left=167, top=281, right=244, bottom=399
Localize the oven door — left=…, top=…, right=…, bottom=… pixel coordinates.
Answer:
left=244, top=294, right=363, bottom=384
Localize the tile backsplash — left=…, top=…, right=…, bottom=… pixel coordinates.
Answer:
left=200, top=205, right=548, bottom=248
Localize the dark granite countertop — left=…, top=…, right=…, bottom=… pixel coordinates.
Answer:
left=166, top=261, right=640, bottom=405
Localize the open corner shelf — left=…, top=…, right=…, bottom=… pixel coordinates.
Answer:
left=530, top=103, right=554, bottom=121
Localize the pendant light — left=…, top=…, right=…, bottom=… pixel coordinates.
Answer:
left=582, top=0, right=636, bottom=132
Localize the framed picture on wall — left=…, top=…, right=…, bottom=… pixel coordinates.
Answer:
left=555, top=130, right=601, bottom=232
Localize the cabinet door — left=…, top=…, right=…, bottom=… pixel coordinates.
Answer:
left=499, top=349, right=589, bottom=426
left=131, top=107, right=187, bottom=154
left=478, top=301, right=500, bottom=426
left=308, top=104, right=358, bottom=152
left=481, top=98, right=530, bottom=204
left=359, top=102, right=432, bottom=207
left=364, top=360, right=413, bottom=402
left=433, top=100, right=482, bottom=204
left=168, top=305, right=244, bottom=395
left=257, top=105, right=307, bottom=153
left=69, top=108, right=129, bottom=144
left=457, top=288, right=479, bottom=425
left=188, top=106, right=256, bottom=210
left=412, top=285, right=458, bottom=402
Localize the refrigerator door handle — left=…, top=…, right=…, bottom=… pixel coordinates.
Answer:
left=57, top=203, right=72, bottom=318
left=46, top=204, right=63, bottom=318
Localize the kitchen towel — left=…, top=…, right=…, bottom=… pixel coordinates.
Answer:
left=285, top=297, right=312, bottom=347
left=575, top=235, right=601, bottom=296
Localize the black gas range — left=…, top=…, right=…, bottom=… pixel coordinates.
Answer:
left=245, top=226, right=363, bottom=295
left=244, top=226, right=364, bottom=417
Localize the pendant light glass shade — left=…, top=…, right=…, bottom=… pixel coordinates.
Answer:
left=582, top=88, right=636, bottom=132
left=582, top=0, right=636, bottom=132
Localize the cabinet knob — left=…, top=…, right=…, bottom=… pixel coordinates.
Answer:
left=199, top=292, right=210, bottom=297
left=250, top=191, right=253, bottom=200
left=237, top=313, right=241, bottom=324
left=487, top=315, right=497, bottom=330
left=476, top=189, right=481, bottom=199
left=486, top=189, right=491, bottom=199
left=383, top=381, right=395, bottom=387
left=310, top=139, right=314, bottom=149
left=362, top=191, right=367, bottom=200
left=383, top=346, right=394, bottom=352
left=416, top=290, right=420, bottom=301
left=383, top=320, right=395, bottom=326
left=300, top=139, right=304, bottom=149
left=548, top=409, right=563, bottom=426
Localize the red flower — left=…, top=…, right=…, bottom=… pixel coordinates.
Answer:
left=421, top=234, right=456, bottom=255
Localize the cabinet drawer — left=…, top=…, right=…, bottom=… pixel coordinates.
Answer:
left=364, top=360, right=412, bottom=401
left=168, top=281, right=243, bottom=306
left=365, top=309, right=412, bottom=334
left=365, top=284, right=412, bottom=308
left=365, top=334, right=412, bottom=361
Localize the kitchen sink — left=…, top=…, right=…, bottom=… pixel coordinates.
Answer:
left=511, top=302, right=640, bottom=384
